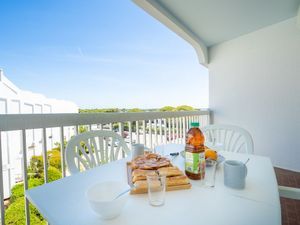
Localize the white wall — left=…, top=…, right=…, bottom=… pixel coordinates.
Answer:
left=208, top=17, right=300, bottom=171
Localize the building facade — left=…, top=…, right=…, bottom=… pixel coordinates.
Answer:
left=0, top=69, right=78, bottom=198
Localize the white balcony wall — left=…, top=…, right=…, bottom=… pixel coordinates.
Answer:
left=209, top=17, right=300, bottom=171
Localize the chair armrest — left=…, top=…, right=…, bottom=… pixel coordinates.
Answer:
left=278, top=185, right=300, bottom=200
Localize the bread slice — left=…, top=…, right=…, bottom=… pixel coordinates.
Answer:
left=166, top=175, right=190, bottom=186
left=132, top=169, right=156, bottom=182
left=157, top=166, right=183, bottom=177
left=133, top=175, right=190, bottom=189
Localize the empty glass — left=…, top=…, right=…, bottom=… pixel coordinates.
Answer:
left=205, top=160, right=217, bottom=187
left=146, top=174, right=166, bottom=206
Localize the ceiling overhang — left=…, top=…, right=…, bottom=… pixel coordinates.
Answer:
left=133, top=0, right=300, bottom=68
left=133, top=0, right=208, bottom=67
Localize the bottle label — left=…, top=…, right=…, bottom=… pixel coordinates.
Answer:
left=185, top=151, right=205, bottom=178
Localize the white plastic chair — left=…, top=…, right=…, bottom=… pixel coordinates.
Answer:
left=278, top=186, right=300, bottom=200
left=65, top=130, right=130, bottom=174
left=202, top=124, right=254, bottom=154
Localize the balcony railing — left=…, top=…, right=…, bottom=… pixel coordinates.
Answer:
left=0, top=110, right=210, bottom=225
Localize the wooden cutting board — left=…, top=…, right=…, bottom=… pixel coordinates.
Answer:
left=127, top=162, right=192, bottom=194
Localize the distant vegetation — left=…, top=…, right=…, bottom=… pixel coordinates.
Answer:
left=79, top=108, right=119, bottom=113
left=79, top=105, right=197, bottom=113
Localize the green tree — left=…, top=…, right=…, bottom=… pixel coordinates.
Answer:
left=159, top=106, right=175, bottom=112
left=128, top=108, right=144, bottom=112
left=176, top=105, right=195, bottom=111
left=79, top=108, right=119, bottom=113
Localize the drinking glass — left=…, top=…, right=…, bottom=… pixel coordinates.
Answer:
left=204, top=160, right=217, bottom=187
left=146, top=174, right=166, bottom=206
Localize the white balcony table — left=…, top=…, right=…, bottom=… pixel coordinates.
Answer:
left=26, top=144, right=281, bottom=225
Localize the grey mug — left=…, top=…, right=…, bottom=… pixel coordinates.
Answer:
left=131, top=144, right=145, bottom=159
left=224, top=160, right=247, bottom=189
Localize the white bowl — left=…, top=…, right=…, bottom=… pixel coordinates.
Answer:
left=86, top=181, right=129, bottom=219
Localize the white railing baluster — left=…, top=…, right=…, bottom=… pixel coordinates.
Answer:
left=186, top=116, right=189, bottom=131
left=183, top=117, right=186, bottom=141
left=0, top=132, right=5, bottom=225
left=168, top=118, right=171, bottom=144
left=176, top=118, right=179, bottom=143
left=159, top=119, right=162, bottom=144
left=179, top=117, right=182, bottom=143
left=154, top=120, right=157, bottom=146
left=172, top=118, right=175, bottom=143
left=118, top=123, right=125, bottom=157
left=187, top=116, right=190, bottom=130
left=128, top=122, right=132, bottom=145
left=149, top=120, right=153, bottom=149
left=136, top=121, right=140, bottom=143
left=174, top=118, right=177, bottom=143
left=109, top=123, right=113, bottom=131
left=164, top=119, right=167, bottom=144
left=142, top=120, right=146, bottom=146
left=42, top=128, right=48, bottom=183
left=22, top=129, right=30, bottom=225
left=60, top=126, right=66, bottom=178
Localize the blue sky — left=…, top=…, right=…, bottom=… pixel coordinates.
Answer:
left=0, top=0, right=208, bottom=109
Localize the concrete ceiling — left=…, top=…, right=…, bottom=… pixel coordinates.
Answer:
left=134, top=0, right=300, bottom=66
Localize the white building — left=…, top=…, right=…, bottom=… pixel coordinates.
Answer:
left=0, top=69, right=78, bottom=198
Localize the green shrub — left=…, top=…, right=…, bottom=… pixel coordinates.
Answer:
left=5, top=198, right=46, bottom=225
left=10, top=178, right=44, bottom=203
left=7, top=153, right=62, bottom=225
left=47, top=150, right=61, bottom=170
left=28, top=150, right=62, bottom=178
left=10, top=166, right=61, bottom=203
left=29, top=155, right=44, bottom=178
left=44, top=166, right=62, bottom=183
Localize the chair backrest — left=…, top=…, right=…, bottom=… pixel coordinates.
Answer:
left=278, top=186, right=300, bottom=200
left=65, top=130, right=130, bottom=174
left=202, top=124, right=254, bottom=154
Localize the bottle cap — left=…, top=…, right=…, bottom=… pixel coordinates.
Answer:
left=190, top=122, right=200, bottom=127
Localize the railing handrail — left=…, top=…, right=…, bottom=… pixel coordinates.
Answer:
left=0, top=110, right=209, bottom=131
